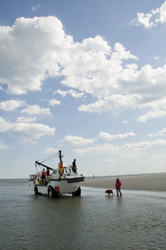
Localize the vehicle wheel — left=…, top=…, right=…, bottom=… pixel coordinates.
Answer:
left=48, top=187, right=59, bottom=198
left=54, top=190, right=59, bottom=198
left=34, top=186, right=39, bottom=195
left=72, top=187, right=81, bottom=196
left=48, top=187, right=54, bottom=198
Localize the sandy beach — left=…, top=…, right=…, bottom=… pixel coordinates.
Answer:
left=81, top=172, right=166, bottom=192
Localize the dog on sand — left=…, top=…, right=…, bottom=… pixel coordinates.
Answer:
left=105, top=189, right=113, bottom=195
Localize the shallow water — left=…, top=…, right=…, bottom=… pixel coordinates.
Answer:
left=0, top=179, right=166, bottom=250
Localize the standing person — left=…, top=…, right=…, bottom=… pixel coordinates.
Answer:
left=41, top=168, right=46, bottom=184
left=72, top=159, right=77, bottom=173
left=115, top=178, right=122, bottom=196
left=46, top=168, right=50, bottom=181
left=46, top=168, right=50, bottom=177
left=58, top=161, right=63, bottom=178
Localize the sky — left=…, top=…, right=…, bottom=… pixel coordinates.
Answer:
left=0, top=0, right=166, bottom=178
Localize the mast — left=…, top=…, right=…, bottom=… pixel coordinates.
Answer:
left=59, top=150, right=62, bottom=162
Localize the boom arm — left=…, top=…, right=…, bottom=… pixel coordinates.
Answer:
left=35, top=161, right=54, bottom=171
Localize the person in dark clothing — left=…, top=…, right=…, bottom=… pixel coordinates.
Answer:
left=72, top=159, right=77, bottom=173
left=46, top=168, right=50, bottom=177
left=46, top=168, right=50, bottom=182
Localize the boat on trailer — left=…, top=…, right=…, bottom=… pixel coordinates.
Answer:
left=29, top=150, right=85, bottom=198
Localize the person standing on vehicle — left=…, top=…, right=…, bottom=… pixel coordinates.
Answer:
left=115, top=178, right=122, bottom=196
left=46, top=168, right=50, bottom=181
left=72, top=159, right=77, bottom=173
left=42, top=168, right=46, bottom=184
left=58, top=161, right=63, bottom=178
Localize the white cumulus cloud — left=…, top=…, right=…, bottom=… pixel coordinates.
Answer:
left=79, top=94, right=141, bottom=113
left=21, top=105, right=51, bottom=115
left=1, top=16, right=166, bottom=122
left=48, top=99, right=61, bottom=106
left=60, top=135, right=94, bottom=146
left=138, top=110, right=166, bottom=123
left=0, top=117, right=11, bottom=132
left=43, top=147, right=59, bottom=154
left=16, top=117, right=37, bottom=123
left=148, top=128, right=166, bottom=137
left=0, top=117, right=55, bottom=142
left=0, top=100, right=25, bottom=111
left=0, top=16, right=71, bottom=94
left=9, top=123, right=55, bottom=140
left=97, top=131, right=136, bottom=141
left=131, top=1, right=166, bottom=28
left=54, top=89, right=85, bottom=99
left=32, top=4, right=40, bottom=12
left=73, top=139, right=166, bottom=156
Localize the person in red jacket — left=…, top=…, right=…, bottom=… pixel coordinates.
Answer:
left=41, top=168, right=46, bottom=184
left=115, top=178, right=122, bottom=196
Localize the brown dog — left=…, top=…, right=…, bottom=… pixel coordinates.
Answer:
left=105, top=189, right=113, bottom=195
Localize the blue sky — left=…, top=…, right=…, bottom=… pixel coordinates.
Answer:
left=0, top=0, right=166, bottom=178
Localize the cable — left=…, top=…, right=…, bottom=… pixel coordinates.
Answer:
left=37, top=151, right=59, bottom=163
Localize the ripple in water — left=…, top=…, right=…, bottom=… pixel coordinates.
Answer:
left=0, top=180, right=166, bottom=250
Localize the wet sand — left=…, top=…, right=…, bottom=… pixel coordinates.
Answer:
left=81, top=172, right=166, bottom=192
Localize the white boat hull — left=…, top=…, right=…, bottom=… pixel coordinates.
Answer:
left=29, top=177, right=84, bottom=196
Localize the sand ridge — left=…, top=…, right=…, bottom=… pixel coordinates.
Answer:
left=81, top=172, right=166, bottom=192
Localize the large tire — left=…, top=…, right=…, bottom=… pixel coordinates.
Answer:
left=48, top=187, right=54, bottom=198
left=34, top=186, right=39, bottom=195
left=48, top=187, right=59, bottom=198
left=72, top=187, right=81, bottom=196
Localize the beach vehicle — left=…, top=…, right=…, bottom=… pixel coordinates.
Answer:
left=29, top=150, right=85, bottom=198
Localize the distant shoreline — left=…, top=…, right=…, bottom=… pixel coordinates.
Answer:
left=81, top=172, right=166, bottom=192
